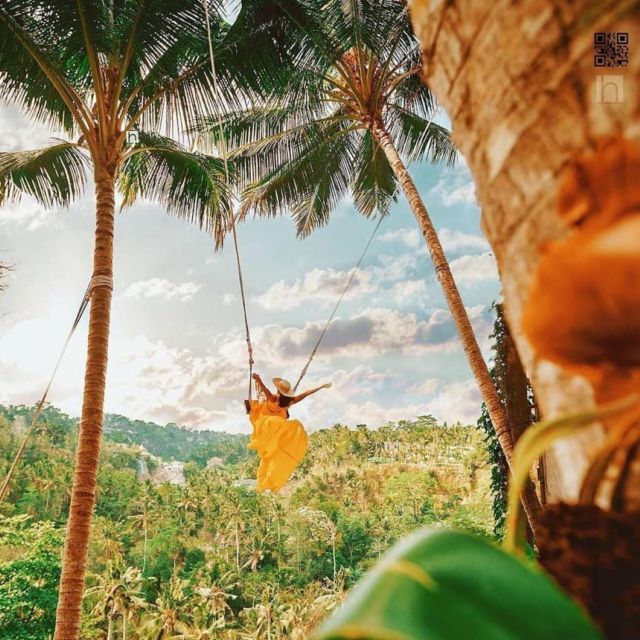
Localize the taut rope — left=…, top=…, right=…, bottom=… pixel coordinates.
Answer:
left=202, top=0, right=254, bottom=402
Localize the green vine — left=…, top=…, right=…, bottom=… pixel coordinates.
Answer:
left=477, top=304, right=536, bottom=540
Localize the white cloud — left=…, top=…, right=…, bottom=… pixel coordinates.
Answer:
left=250, top=306, right=469, bottom=365
left=104, top=335, right=243, bottom=429
left=449, top=252, right=499, bottom=285
left=388, top=279, right=427, bottom=304
left=0, top=197, right=54, bottom=231
left=289, top=365, right=422, bottom=429
left=438, top=228, right=489, bottom=254
left=222, top=293, right=236, bottom=306
left=0, top=104, right=60, bottom=152
left=379, top=227, right=420, bottom=249
left=373, top=253, right=418, bottom=283
left=122, top=278, right=202, bottom=302
left=424, top=379, right=482, bottom=425
left=255, top=267, right=375, bottom=311
left=430, top=166, right=477, bottom=208
left=408, top=378, right=440, bottom=395
left=442, top=181, right=475, bottom=206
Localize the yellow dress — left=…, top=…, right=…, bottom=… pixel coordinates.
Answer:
left=247, top=400, right=308, bottom=492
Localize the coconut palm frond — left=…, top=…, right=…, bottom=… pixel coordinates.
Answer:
left=0, top=143, right=89, bottom=209
left=351, top=129, right=398, bottom=218
left=242, top=121, right=359, bottom=236
left=119, top=132, right=232, bottom=247
left=228, top=0, right=456, bottom=230
left=0, top=1, right=92, bottom=133
left=386, top=105, right=457, bottom=166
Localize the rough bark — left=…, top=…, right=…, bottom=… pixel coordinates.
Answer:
left=372, top=123, right=541, bottom=535
left=538, top=504, right=640, bottom=639
left=409, top=0, right=640, bottom=501
left=54, top=168, right=115, bottom=640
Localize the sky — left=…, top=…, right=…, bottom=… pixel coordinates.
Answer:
left=0, top=101, right=501, bottom=434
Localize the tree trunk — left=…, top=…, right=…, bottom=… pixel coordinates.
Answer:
left=54, top=168, right=115, bottom=640
left=372, top=123, right=541, bottom=536
left=409, top=1, right=640, bottom=632
left=142, top=506, right=148, bottom=573
left=235, top=524, right=241, bottom=573
left=408, top=0, right=639, bottom=502
left=331, top=534, right=337, bottom=585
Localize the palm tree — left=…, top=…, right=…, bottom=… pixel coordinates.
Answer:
left=141, top=574, right=194, bottom=639
left=213, top=0, right=540, bottom=533
left=128, top=505, right=149, bottom=573
left=410, top=1, right=639, bottom=632
left=297, top=507, right=339, bottom=584
left=193, top=569, right=237, bottom=627
left=0, top=3, right=241, bottom=637
left=224, top=500, right=248, bottom=573
left=87, top=565, right=148, bottom=640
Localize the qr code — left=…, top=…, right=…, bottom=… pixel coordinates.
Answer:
left=594, top=32, right=629, bottom=67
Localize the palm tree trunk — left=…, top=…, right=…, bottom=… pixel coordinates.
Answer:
left=331, top=535, right=337, bottom=585
left=54, top=167, right=115, bottom=640
left=235, top=523, right=240, bottom=573
left=372, top=122, right=541, bottom=536
left=143, top=507, right=148, bottom=573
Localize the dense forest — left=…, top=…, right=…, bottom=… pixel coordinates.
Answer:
left=0, top=405, right=248, bottom=463
left=0, top=407, right=492, bottom=639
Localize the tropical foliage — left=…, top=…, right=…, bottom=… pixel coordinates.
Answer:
left=0, top=406, right=494, bottom=638
left=210, top=0, right=455, bottom=234
left=316, top=528, right=602, bottom=640
left=208, top=0, right=536, bottom=533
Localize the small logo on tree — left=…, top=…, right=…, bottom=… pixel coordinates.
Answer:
left=125, top=130, right=140, bottom=145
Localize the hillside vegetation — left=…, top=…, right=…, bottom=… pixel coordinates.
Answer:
left=0, top=406, right=492, bottom=639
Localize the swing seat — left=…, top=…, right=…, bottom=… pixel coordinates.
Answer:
left=248, top=401, right=308, bottom=492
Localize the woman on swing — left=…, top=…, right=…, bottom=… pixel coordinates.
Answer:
left=247, top=373, right=332, bottom=492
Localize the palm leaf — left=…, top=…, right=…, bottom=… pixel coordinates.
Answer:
left=240, top=119, right=359, bottom=235
left=315, top=528, right=602, bottom=640
left=0, top=143, right=89, bottom=208
left=351, top=129, right=397, bottom=217
left=0, top=1, right=91, bottom=133
left=385, top=105, right=456, bottom=166
left=118, top=132, right=232, bottom=247
left=223, top=0, right=456, bottom=232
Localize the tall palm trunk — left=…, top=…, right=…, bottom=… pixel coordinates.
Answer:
left=235, top=523, right=241, bottom=573
left=372, top=123, right=541, bottom=535
left=143, top=510, right=148, bottom=573
left=54, top=167, right=115, bottom=640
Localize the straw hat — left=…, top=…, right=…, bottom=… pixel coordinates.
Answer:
left=273, top=378, right=295, bottom=397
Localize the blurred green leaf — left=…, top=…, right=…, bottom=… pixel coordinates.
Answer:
left=315, top=528, right=602, bottom=640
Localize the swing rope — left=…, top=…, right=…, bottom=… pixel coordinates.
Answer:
left=202, top=0, right=254, bottom=402
left=0, top=277, right=106, bottom=504
left=202, top=1, right=383, bottom=398
left=292, top=213, right=384, bottom=392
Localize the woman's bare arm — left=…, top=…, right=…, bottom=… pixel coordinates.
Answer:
left=291, top=382, right=332, bottom=405
left=253, top=373, right=277, bottom=402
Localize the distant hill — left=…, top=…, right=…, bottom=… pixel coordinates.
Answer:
left=0, top=404, right=248, bottom=464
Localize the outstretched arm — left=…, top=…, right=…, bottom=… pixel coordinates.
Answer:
left=291, top=382, right=332, bottom=405
left=252, top=373, right=277, bottom=402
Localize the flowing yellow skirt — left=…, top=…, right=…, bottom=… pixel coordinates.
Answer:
left=248, top=403, right=308, bottom=492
